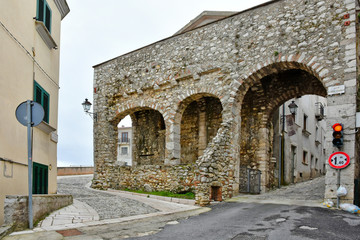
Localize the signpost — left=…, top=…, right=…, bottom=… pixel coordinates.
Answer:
left=15, top=100, right=44, bottom=229
left=328, top=151, right=350, bottom=209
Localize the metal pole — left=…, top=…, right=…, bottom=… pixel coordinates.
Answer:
left=278, top=135, right=282, bottom=188
left=258, top=170, right=262, bottom=194
left=279, top=104, right=285, bottom=188
left=337, top=169, right=340, bottom=209
left=247, top=168, right=250, bottom=193
left=26, top=100, right=33, bottom=229
left=281, top=104, right=285, bottom=186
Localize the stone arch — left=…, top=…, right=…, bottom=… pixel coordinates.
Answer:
left=171, top=93, right=223, bottom=164
left=113, top=106, right=166, bottom=167
left=234, top=58, right=328, bottom=192
left=232, top=54, right=329, bottom=105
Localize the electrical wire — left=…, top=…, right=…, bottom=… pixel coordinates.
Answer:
left=0, top=19, right=60, bottom=89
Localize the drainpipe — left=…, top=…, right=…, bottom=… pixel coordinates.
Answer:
left=279, top=104, right=285, bottom=187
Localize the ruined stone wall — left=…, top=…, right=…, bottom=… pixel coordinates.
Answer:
left=181, top=101, right=199, bottom=164
left=132, top=109, right=165, bottom=166
left=93, top=0, right=358, bottom=205
left=180, top=97, right=222, bottom=164
left=110, top=165, right=197, bottom=193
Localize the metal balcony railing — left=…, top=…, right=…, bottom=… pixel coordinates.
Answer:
left=315, top=102, right=324, bottom=121
left=118, top=138, right=130, bottom=144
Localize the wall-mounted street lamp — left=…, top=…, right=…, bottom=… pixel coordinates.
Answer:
left=82, top=98, right=97, bottom=121
left=288, top=100, right=298, bottom=116
left=279, top=99, right=299, bottom=187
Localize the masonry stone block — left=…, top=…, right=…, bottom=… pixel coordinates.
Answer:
left=92, top=0, right=359, bottom=205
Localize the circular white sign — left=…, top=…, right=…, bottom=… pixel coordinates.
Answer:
left=328, top=152, right=350, bottom=169
left=15, top=101, right=44, bottom=127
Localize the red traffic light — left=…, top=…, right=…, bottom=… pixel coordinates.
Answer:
left=332, top=123, right=343, bottom=148
left=332, top=123, right=343, bottom=132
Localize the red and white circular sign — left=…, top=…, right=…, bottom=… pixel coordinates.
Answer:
left=328, top=152, right=350, bottom=169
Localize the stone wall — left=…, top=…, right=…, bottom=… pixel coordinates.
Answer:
left=180, top=97, right=222, bottom=164
left=93, top=0, right=358, bottom=205
left=4, top=194, right=72, bottom=231
left=57, top=167, right=94, bottom=176
left=110, top=165, right=197, bottom=193
left=132, top=109, right=166, bottom=166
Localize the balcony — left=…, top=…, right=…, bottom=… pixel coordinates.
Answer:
left=315, top=102, right=325, bottom=121
left=118, top=138, right=130, bottom=144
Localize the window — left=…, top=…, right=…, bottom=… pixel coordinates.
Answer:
left=34, top=81, right=50, bottom=123
left=37, top=0, right=52, bottom=33
left=121, top=132, right=129, bottom=143
left=33, top=162, right=48, bottom=194
left=121, top=147, right=128, bottom=155
left=303, top=114, right=308, bottom=131
left=303, top=151, right=308, bottom=164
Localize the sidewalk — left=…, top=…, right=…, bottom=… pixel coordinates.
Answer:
left=6, top=184, right=204, bottom=239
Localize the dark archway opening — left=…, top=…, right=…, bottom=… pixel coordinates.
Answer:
left=180, top=96, right=222, bottom=164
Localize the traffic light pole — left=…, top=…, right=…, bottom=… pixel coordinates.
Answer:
left=337, top=169, right=340, bottom=209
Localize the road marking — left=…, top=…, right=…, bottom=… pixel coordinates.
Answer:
left=299, top=226, right=318, bottom=230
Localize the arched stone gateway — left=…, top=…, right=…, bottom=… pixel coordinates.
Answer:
left=92, top=0, right=359, bottom=206
left=238, top=65, right=327, bottom=192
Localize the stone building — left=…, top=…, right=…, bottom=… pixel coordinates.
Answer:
left=272, top=96, right=327, bottom=186
left=0, top=0, right=69, bottom=224
left=92, top=0, right=360, bottom=206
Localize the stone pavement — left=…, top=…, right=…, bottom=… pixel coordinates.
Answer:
left=3, top=176, right=330, bottom=239
left=4, top=175, right=203, bottom=239
left=229, top=176, right=326, bottom=207
left=37, top=199, right=99, bottom=228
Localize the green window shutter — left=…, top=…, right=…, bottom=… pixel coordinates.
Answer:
left=37, top=0, right=44, bottom=22
left=43, top=92, right=49, bottom=123
left=35, top=86, right=42, bottom=104
left=32, top=162, right=48, bottom=194
left=45, top=3, right=51, bottom=33
left=37, top=0, right=51, bottom=33
left=33, top=81, right=50, bottom=123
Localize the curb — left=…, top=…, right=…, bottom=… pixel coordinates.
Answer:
left=84, top=181, right=196, bottom=206
left=10, top=206, right=211, bottom=235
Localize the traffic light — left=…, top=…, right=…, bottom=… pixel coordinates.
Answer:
left=332, top=123, right=343, bottom=148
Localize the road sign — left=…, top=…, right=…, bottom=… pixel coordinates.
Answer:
left=15, top=101, right=44, bottom=127
left=15, top=100, right=44, bottom=229
left=328, top=152, right=350, bottom=169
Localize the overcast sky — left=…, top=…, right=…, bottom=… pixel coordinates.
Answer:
left=57, top=0, right=270, bottom=167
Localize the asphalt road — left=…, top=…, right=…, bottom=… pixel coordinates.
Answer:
left=126, top=202, right=360, bottom=240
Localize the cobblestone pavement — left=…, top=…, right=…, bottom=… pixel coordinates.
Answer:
left=252, top=176, right=325, bottom=201
left=57, top=175, right=158, bottom=220
left=231, top=176, right=326, bottom=206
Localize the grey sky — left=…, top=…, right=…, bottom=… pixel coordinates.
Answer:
left=57, top=0, right=270, bottom=167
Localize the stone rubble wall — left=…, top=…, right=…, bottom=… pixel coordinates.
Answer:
left=109, top=165, right=197, bottom=194
left=93, top=0, right=358, bottom=205
left=3, top=195, right=73, bottom=231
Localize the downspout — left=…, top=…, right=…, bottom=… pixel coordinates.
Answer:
left=279, top=104, right=285, bottom=187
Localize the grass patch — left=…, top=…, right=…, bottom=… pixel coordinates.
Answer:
left=124, top=189, right=195, bottom=199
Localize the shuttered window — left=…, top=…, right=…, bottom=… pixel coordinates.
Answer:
left=33, top=162, right=48, bottom=194
left=37, top=0, right=52, bottom=33
left=34, top=81, right=50, bottom=123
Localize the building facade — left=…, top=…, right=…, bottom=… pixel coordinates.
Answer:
left=117, top=126, right=132, bottom=166
left=272, top=95, right=327, bottom=186
left=92, top=0, right=359, bottom=206
left=0, top=0, right=69, bottom=225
